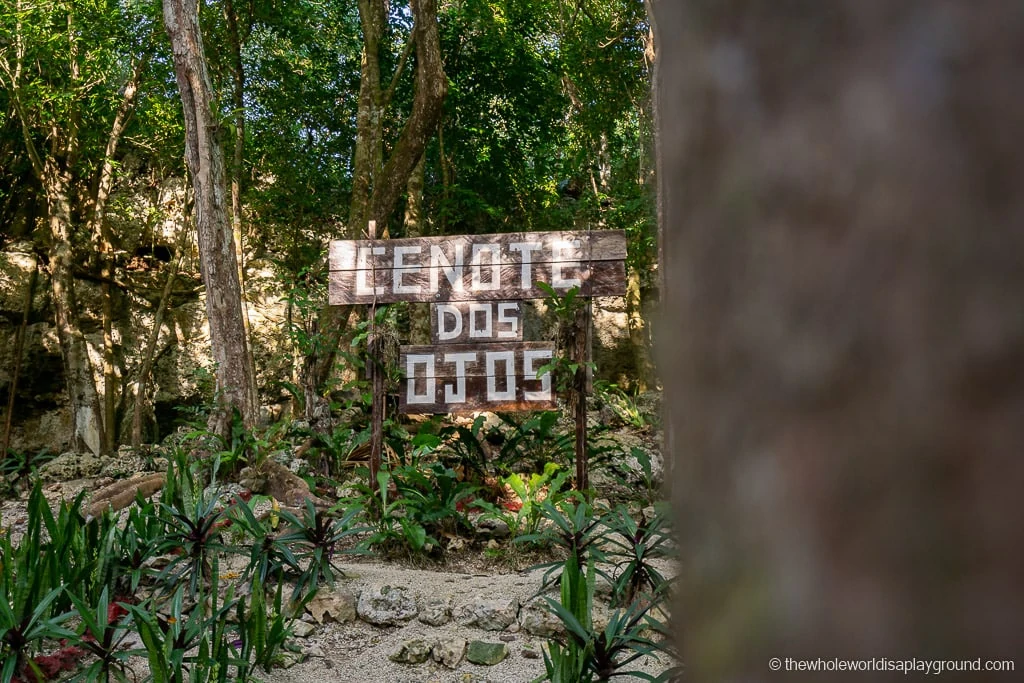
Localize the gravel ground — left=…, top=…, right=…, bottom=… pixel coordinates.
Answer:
left=268, top=561, right=674, bottom=683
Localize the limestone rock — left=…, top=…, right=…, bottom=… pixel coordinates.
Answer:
left=432, top=638, right=467, bottom=668
left=37, top=452, right=103, bottom=482
left=307, top=587, right=357, bottom=624
left=291, top=620, right=317, bottom=638
left=518, top=600, right=564, bottom=638
left=465, top=640, right=508, bottom=666
left=456, top=596, right=519, bottom=631
left=418, top=598, right=452, bottom=626
left=472, top=516, right=510, bottom=539
left=389, top=639, right=432, bottom=664
left=357, top=585, right=418, bottom=626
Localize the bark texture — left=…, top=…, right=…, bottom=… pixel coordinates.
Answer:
left=653, top=1, right=1024, bottom=680
left=164, top=0, right=257, bottom=437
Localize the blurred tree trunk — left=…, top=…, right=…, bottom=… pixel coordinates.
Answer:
left=164, top=0, right=257, bottom=438
left=653, top=0, right=1024, bottom=680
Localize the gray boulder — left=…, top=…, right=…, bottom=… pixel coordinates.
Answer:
left=388, top=639, right=432, bottom=664
left=456, top=596, right=519, bottom=631
left=465, top=641, right=509, bottom=666
left=357, top=585, right=418, bottom=626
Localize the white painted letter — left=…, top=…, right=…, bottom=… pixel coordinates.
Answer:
left=551, top=239, right=582, bottom=289
left=393, top=246, right=422, bottom=295
left=436, top=304, right=463, bottom=341
left=509, top=241, right=542, bottom=288
left=523, top=349, right=553, bottom=401
left=355, top=246, right=386, bottom=295
left=468, top=302, right=493, bottom=338
left=430, top=245, right=464, bottom=293
left=486, top=351, right=516, bottom=401
left=443, top=352, right=477, bottom=403
left=406, top=354, right=435, bottom=404
left=471, top=244, right=501, bottom=291
left=497, top=302, right=519, bottom=338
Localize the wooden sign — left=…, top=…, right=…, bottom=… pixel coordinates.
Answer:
left=328, top=230, right=626, bottom=304
left=431, top=301, right=524, bottom=343
left=399, top=342, right=556, bottom=414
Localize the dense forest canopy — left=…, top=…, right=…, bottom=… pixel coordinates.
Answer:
left=0, top=0, right=657, bottom=452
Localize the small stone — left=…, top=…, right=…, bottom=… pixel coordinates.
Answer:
left=466, top=640, right=508, bottom=666
left=432, top=638, right=467, bottom=668
left=519, top=600, right=564, bottom=638
left=291, top=620, right=316, bottom=638
left=357, top=585, right=419, bottom=626
left=499, top=634, right=516, bottom=642
left=277, top=651, right=307, bottom=669
left=473, top=516, right=510, bottom=538
left=457, top=596, right=519, bottom=631
left=486, top=539, right=500, bottom=550
left=522, top=647, right=540, bottom=660
left=304, top=644, right=326, bottom=658
left=418, top=598, right=452, bottom=626
left=307, top=587, right=358, bottom=624
left=389, top=639, right=433, bottom=664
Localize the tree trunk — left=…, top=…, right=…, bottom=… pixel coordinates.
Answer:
left=368, top=0, right=447, bottom=225
left=307, top=0, right=447, bottom=406
left=404, top=155, right=431, bottom=344
left=654, top=1, right=1024, bottom=679
left=624, top=268, right=653, bottom=392
left=1, top=256, right=38, bottom=459
left=88, top=56, right=146, bottom=453
left=350, top=0, right=388, bottom=233
left=223, top=0, right=259, bottom=396
left=46, top=166, right=106, bottom=455
left=5, top=5, right=106, bottom=455
left=164, top=0, right=257, bottom=438
left=132, top=255, right=180, bottom=448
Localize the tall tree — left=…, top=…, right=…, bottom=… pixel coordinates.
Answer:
left=304, top=0, right=447, bottom=410
left=1, top=0, right=157, bottom=453
left=164, top=0, right=257, bottom=437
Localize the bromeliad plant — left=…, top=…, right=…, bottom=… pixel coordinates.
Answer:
left=0, top=485, right=76, bottom=682
left=230, top=495, right=302, bottom=587
left=233, top=575, right=309, bottom=676
left=276, top=500, right=366, bottom=599
left=65, top=586, right=136, bottom=683
left=538, top=546, right=671, bottom=682
left=128, top=580, right=236, bottom=683
left=602, top=503, right=673, bottom=608
left=153, top=490, right=230, bottom=599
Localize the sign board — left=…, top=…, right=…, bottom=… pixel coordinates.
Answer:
left=431, top=301, right=523, bottom=343
left=328, top=230, right=626, bottom=304
left=330, top=230, right=625, bottom=415
left=399, top=342, right=556, bottom=414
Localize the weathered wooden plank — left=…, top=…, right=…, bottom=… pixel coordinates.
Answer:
left=399, top=374, right=557, bottom=414
left=399, top=342, right=554, bottom=379
left=402, top=397, right=558, bottom=415
left=398, top=341, right=556, bottom=414
left=329, top=259, right=626, bottom=304
left=330, top=230, right=626, bottom=271
left=430, top=301, right=524, bottom=343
